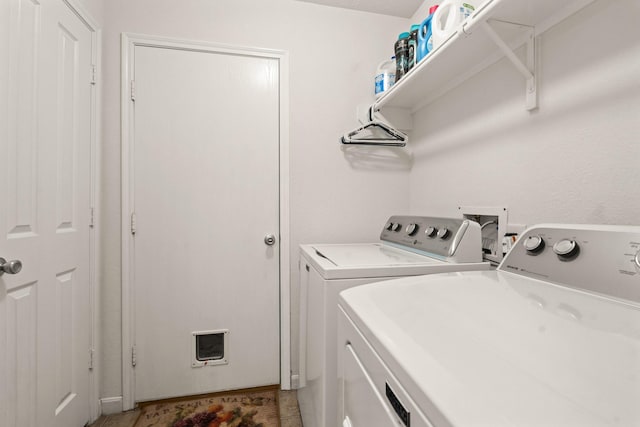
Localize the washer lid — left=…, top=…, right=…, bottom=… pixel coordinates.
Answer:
left=300, top=243, right=480, bottom=280
left=311, top=243, right=439, bottom=267
left=339, top=271, right=640, bottom=427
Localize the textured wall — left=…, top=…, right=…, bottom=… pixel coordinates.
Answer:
left=408, top=0, right=640, bottom=227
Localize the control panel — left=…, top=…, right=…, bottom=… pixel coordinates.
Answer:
left=380, top=216, right=483, bottom=262
left=500, top=224, right=640, bottom=303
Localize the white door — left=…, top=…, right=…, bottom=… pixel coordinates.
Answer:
left=131, top=44, right=281, bottom=401
left=0, top=0, right=93, bottom=426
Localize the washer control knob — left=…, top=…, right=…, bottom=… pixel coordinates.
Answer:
left=425, top=226, right=438, bottom=238
left=386, top=222, right=394, bottom=231
left=634, top=250, right=640, bottom=269
left=553, top=239, right=579, bottom=259
left=437, top=228, right=450, bottom=240
left=406, top=223, right=418, bottom=236
left=523, top=235, right=545, bottom=254
left=391, top=223, right=402, bottom=232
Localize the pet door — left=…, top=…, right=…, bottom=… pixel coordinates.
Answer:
left=192, top=329, right=229, bottom=367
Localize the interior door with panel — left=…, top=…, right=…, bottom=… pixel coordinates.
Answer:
left=0, top=0, right=93, bottom=426
left=131, top=44, right=281, bottom=401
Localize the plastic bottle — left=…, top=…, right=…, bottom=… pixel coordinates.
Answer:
left=408, top=24, right=420, bottom=71
left=417, top=5, right=439, bottom=63
left=431, top=0, right=475, bottom=51
left=394, top=32, right=411, bottom=82
left=374, top=57, right=396, bottom=98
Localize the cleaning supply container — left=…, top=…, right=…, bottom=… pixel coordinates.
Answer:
left=431, top=0, right=475, bottom=51
left=394, top=32, right=411, bottom=82
left=375, top=57, right=396, bottom=98
left=417, top=5, right=439, bottom=63
left=408, top=24, right=420, bottom=70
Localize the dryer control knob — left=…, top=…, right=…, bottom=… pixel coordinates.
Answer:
left=523, top=235, right=545, bottom=254
left=425, top=226, right=438, bottom=238
left=553, top=239, right=579, bottom=259
left=391, top=223, right=402, bottom=232
left=406, top=223, right=418, bottom=236
left=634, top=250, right=640, bottom=269
left=386, top=222, right=394, bottom=231
left=437, top=228, right=450, bottom=240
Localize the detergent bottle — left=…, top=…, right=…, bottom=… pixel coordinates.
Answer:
left=408, top=24, right=420, bottom=70
left=394, top=32, right=411, bottom=81
left=417, top=5, right=439, bottom=63
left=431, top=0, right=475, bottom=51
left=374, top=57, right=396, bottom=98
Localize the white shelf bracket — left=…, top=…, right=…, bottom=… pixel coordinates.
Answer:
left=480, top=20, right=537, bottom=111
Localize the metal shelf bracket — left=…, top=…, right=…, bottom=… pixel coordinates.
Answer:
left=479, top=20, right=537, bottom=111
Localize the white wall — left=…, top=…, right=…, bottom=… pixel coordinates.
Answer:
left=408, top=0, right=640, bottom=226
left=74, top=0, right=103, bottom=23
left=99, top=0, right=410, bottom=401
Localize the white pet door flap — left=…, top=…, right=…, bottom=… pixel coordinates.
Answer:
left=192, top=329, right=229, bottom=367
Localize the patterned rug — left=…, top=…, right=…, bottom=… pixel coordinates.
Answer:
left=134, top=387, right=280, bottom=427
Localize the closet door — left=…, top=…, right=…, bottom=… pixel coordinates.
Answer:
left=0, top=0, right=93, bottom=426
left=131, top=44, right=281, bottom=401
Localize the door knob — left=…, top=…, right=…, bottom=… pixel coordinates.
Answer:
left=264, top=234, right=276, bottom=246
left=0, top=257, right=23, bottom=276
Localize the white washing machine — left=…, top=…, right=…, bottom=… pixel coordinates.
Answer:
left=297, top=215, right=491, bottom=427
left=338, top=224, right=640, bottom=427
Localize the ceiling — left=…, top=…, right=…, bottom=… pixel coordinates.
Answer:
left=294, top=0, right=423, bottom=18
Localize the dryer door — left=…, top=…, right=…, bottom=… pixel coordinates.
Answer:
left=342, top=344, right=402, bottom=427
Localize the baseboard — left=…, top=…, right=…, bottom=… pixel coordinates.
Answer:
left=100, top=396, right=123, bottom=415
left=290, top=374, right=300, bottom=389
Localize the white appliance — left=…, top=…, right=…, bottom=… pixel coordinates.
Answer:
left=297, top=215, right=491, bottom=427
left=338, top=224, right=640, bottom=427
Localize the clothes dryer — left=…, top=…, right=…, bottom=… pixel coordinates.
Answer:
left=338, top=224, right=640, bottom=427
left=298, top=216, right=490, bottom=427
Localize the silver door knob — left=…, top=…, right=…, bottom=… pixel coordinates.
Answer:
left=0, top=257, right=22, bottom=276
left=264, top=234, right=276, bottom=246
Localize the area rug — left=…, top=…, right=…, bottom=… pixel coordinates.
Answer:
left=134, top=387, right=280, bottom=427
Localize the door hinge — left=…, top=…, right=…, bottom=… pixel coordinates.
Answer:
left=89, top=348, right=95, bottom=370
left=130, top=80, right=136, bottom=101
left=131, top=346, right=137, bottom=367
left=130, top=212, right=137, bottom=235
left=89, top=207, right=95, bottom=228
left=90, top=64, right=97, bottom=85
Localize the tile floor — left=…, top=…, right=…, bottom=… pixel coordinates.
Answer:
left=88, top=390, right=302, bottom=427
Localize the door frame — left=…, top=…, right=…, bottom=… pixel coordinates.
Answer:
left=120, top=33, right=291, bottom=410
left=60, top=0, right=102, bottom=422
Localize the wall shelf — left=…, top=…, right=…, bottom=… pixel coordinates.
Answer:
left=373, top=0, right=597, bottom=114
